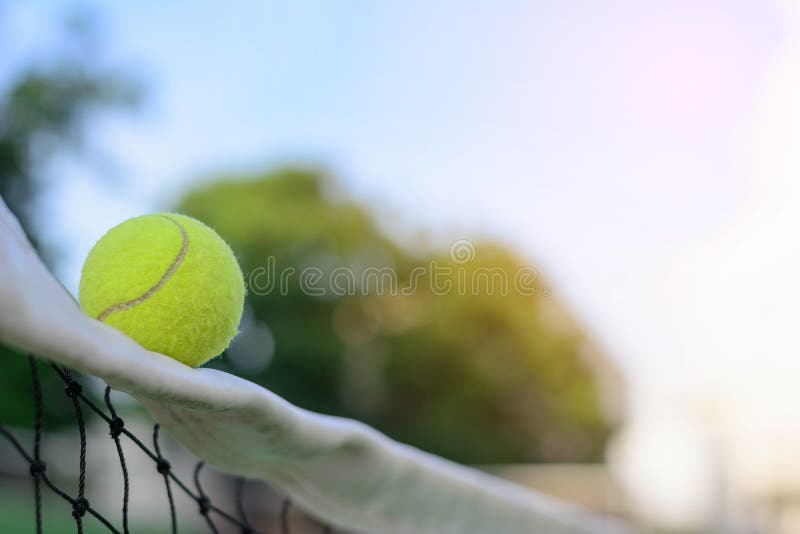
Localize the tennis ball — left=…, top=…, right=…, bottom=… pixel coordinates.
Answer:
left=79, top=213, right=245, bottom=367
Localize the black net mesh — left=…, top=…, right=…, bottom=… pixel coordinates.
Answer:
left=0, top=354, right=336, bottom=534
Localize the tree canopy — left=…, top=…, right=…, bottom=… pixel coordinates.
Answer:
left=180, top=169, right=617, bottom=464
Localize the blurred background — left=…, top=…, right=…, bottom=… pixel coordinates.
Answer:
left=1, top=0, right=799, bottom=532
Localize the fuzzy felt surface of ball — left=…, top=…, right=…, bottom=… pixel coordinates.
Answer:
left=79, top=213, right=245, bottom=367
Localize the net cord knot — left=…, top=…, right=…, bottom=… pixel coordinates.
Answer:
left=29, top=460, right=46, bottom=478
left=72, top=497, right=89, bottom=519
left=198, top=495, right=211, bottom=515
left=109, top=417, right=125, bottom=438
left=64, top=380, right=83, bottom=398
left=156, top=458, right=171, bottom=475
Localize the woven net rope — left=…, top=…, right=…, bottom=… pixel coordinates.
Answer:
left=0, top=195, right=625, bottom=534
left=1, top=354, right=332, bottom=534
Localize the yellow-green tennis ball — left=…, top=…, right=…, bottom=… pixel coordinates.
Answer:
left=79, top=213, right=245, bottom=367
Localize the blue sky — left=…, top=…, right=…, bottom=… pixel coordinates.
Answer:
left=3, top=1, right=784, bottom=383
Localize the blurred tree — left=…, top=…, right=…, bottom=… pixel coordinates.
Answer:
left=0, top=13, right=138, bottom=257
left=0, top=10, right=139, bottom=429
left=180, top=169, right=621, bottom=464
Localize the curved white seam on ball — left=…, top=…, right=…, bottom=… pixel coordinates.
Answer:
left=96, top=215, right=189, bottom=322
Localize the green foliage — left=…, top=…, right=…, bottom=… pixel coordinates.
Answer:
left=0, top=347, right=91, bottom=430
left=179, top=169, right=616, bottom=464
